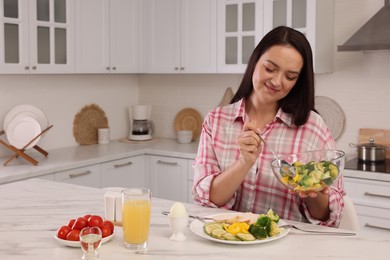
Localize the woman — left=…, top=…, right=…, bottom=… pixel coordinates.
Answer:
left=192, top=26, right=344, bottom=227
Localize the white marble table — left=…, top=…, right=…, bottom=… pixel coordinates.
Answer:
left=1, top=179, right=389, bottom=260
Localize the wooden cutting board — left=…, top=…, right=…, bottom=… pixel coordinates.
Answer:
left=359, top=128, right=390, bottom=158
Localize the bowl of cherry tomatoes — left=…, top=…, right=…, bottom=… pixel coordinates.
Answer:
left=54, top=214, right=115, bottom=247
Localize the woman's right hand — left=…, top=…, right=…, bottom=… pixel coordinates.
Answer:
left=237, top=121, right=262, bottom=166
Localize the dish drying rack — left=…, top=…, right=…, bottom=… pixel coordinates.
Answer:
left=0, top=125, right=53, bottom=166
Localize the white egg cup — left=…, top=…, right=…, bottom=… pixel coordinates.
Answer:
left=168, top=214, right=189, bottom=241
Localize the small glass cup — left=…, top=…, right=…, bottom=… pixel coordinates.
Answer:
left=122, top=188, right=151, bottom=250
left=79, top=226, right=102, bottom=260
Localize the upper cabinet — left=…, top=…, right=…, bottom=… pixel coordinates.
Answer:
left=0, top=0, right=75, bottom=74
left=263, top=0, right=334, bottom=73
left=142, top=0, right=217, bottom=73
left=75, top=0, right=139, bottom=73
left=218, top=0, right=334, bottom=74
left=217, top=0, right=264, bottom=73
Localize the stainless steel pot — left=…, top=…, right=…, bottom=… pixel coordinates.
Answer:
left=349, top=138, right=389, bottom=162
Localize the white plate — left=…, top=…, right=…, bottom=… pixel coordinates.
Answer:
left=315, top=96, right=345, bottom=141
left=3, top=104, right=49, bottom=132
left=189, top=213, right=290, bottom=245
left=6, top=115, right=41, bottom=149
left=54, top=231, right=115, bottom=248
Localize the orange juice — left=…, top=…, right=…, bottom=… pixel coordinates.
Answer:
left=122, top=199, right=151, bottom=245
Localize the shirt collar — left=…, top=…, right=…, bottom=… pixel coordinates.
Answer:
left=233, top=98, right=293, bottom=127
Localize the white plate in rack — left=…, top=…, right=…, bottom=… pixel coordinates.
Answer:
left=6, top=115, right=42, bottom=149
left=3, top=104, right=49, bottom=132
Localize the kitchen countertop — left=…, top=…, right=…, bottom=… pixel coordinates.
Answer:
left=0, top=138, right=199, bottom=185
left=1, top=178, right=389, bottom=260
left=2, top=138, right=390, bottom=185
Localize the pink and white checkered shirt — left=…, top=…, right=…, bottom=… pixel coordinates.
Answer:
left=192, top=98, right=345, bottom=227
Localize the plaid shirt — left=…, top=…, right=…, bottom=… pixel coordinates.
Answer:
left=192, top=98, right=345, bottom=227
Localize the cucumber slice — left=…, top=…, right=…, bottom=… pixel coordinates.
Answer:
left=203, top=223, right=223, bottom=236
left=211, top=228, right=227, bottom=239
left=236, top=232, right=256, bottom=241
left=222, top=232, right=240, bottom=241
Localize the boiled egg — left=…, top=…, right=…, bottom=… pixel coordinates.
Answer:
left=169, top=202, right=188, bottom=217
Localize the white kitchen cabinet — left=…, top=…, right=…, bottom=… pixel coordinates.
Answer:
left=263, top=0, right=334, bottom=73
left=0, top=0, right=75, bottom=74
left=217, top=0, right=264, bottom=73
left=344, top=174, right=390, bottom=238
left=75, top=0, right=139, bottom=73
left=149, top=155, right=189, bottom=202
left=54, top=164, right=101, bottom=188
left=143, top=0, right=217, bottom=73
left=100, top=156, right=148, bottom=188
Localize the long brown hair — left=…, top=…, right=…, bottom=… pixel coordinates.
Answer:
left=231, top=26, right=315, bottom=126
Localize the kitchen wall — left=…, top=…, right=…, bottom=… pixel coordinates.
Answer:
left=0, top=0, right=389, bottom=160
left=139, top=0, right=390, bottom=159
left=0, top=75, right=139, bottom=157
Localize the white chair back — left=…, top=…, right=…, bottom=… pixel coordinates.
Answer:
left=339, top=195, right=360, bottom=232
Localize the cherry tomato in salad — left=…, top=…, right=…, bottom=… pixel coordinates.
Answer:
left=57, top=226, right=71, bottom=240
left=101, top=220, right=115, bottom=233
left=88, top=215, right=103, bottom=228
left=66, top=229, right=80, bottom=241
left=72, top=217, right=88, bottom=230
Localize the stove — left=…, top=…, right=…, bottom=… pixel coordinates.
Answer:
left=345, top=158, right=390, bottom=174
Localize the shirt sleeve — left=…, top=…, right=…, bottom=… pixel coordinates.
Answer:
left=191, top=112, right=237, bottom=209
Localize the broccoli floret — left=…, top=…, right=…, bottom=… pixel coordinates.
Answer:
left=256, top=215, right=270, bottom=227
left=249, top=224, right=268, bottom=239
left=267, top=220, right=282, bottom=237
left=266, top=209, right=280, bottom=223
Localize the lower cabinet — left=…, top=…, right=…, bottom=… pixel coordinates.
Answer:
left=54, top=164, right=101, bottom=188
left=100, top=156, right=147, bottom=188
left=344, top=174, right=390, bottom=238
left=51, top=154, right=195, bottom=204
left=149, top=155, right=189, bottom=203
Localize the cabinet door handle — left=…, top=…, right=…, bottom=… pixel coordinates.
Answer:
left=364, top=192, right=390, bottom=199
left=32, top=66, right=36, bottom=70
left=24, top=66, right=29, bottom=70
left=365, top=223, right=390, bottom=232
left=157, top=160, right=178, bottom=166
left=114, top=162, right=133, bottom=168
left=69, top=170, right=91, bottom=178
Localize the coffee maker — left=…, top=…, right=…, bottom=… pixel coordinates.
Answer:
left=128, top=105, right=154, bottom=141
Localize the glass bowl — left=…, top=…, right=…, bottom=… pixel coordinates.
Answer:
left=270, top=149, right=345, bottom=192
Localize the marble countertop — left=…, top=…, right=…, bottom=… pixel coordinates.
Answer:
left=1, top=137, right=390, bottom=185
left=1, top=179, right=389, bottom=260
left=0, top=138, right=199, bottom=185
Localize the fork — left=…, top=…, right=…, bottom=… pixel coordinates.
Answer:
left=279, top=224, right=356, bottom=236
left=161, top=211, right=213, bottom=221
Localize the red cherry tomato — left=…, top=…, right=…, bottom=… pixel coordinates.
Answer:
left=88, top=215, right=103, bottom=228
left=66, top=229, right=80, bottom=241
left=101, top=220, right=115, bottom=233
left=83, top=214, right=91, bottom=221
left=57, top=226, right=71, bottom=240
left=100, top=226, right=111, bottom=238
left=72, top=217, right=88, bottom=230
left=67, top=219, right=76, bottom=228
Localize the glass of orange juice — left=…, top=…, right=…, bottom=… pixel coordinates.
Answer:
left=121, top=188, right=151, bottom=250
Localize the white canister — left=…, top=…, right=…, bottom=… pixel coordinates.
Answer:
left=98, top=128, right=110, bottom=144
